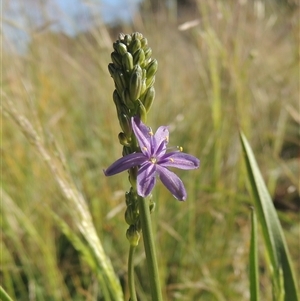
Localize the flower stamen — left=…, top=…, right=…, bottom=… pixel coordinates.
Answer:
left=150, top=157, right=157, bottom=164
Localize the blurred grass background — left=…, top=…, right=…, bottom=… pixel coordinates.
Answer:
left=1, top=0, right=299, bottom=300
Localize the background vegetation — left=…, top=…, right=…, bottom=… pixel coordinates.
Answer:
left=2, top=0, right=299, bottom=300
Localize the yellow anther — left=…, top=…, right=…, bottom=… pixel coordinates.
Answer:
left=149, top=130, right=154, bottom=136
left=142, top=146, right=147, bottom=151
left=179, top=146, right=183, bottom=152
left=169, top=158, right=174, bottom=162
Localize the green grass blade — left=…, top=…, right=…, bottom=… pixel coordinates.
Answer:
left=50, top=212, right=111, bottom=300
left=249, top=208, right=259, bottom=301
left=0, top=286, right=14, bottom=301
left=240, top=132, right=299, bottom=301
left=3, top=97, right=124, bottom=301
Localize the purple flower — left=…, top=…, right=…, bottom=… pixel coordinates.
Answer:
left=104, top=117, right=200, bottom=201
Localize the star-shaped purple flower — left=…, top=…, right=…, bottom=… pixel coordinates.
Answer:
left=104, top=117, right=200, bottom=201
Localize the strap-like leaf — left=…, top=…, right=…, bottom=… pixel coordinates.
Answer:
left=249, top=208, right=259, bottom=301
left=240, top=132, right=299, bottom=301
left=0, top=286, right=14, bottom=301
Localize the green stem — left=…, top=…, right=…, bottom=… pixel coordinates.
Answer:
left=128, top=245, right=138, bottom=301
left=138, top=196, right=163, bottom=301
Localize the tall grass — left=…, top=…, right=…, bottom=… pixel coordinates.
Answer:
left=2, top=1, right=299, bottom=300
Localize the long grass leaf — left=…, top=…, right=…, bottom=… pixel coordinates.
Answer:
left=249, top=208, right=259, bottom=301
left=0, top=286, right=14, bottom=301
left=50, top=211, right=111, bottom=300
left=2, top=96, right=124, bottom=301
left=240, top=132, right=299, bottom=301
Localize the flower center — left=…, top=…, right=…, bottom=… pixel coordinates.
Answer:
left=150, top=157, right=157, bottom=164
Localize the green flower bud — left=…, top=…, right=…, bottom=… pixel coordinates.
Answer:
left=122, top=88, right=135, bottom=109
left=141, top=86, right=155, bottom=112
left=140, top=79, right=147, bottom=96
left=123, top=34, right=132, bottom=45
left=140, top=37, right=148, bottom=48
left=146, top=59, right=158, bottom=79
left=146, top=76, right=155, bottom=88
left=125, top=204, right=139, bottom=225
left=144, top=47, right=152, bottom=60
left=113, top=71, right=126, bottom=96
left=126, top=225, right=140, bottom=246
left=137, top=100, right=147, bottom=123
left=114, top=41, right=127, bottom=55
left=149, top=200, right=155, bottom=213
left=133, top=49, right=145, bottom=66
left=108, top=63, right=116, bottom=77
left=129, top=66, right=143, bottom=101
left=118, top=132, right=130, bottom=146
left=125, top=188, right=137, bottom=206
left=118, top=113, right=132, bottom=137
left=132, top=32, right=143, bottom=41
left=129, top=38, right=141, bottom=54
left=111, top=52, right=122, bottom=68
left=113, top=90, right=123, bottom=112
left=118, top=33, right=125, bottom=40
left=125, top=190, right=131, bottom=206
left=122, top=52, right=134, bottom=72
left=128, top=167, right=137, bottom=187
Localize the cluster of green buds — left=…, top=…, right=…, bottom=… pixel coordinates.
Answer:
left=108, top=32, right=158, bottom=246
left=108, top=32, right=157, bottom=143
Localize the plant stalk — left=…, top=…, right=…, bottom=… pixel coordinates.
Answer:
left=128, top=245, right=138, bottom=301
left=138, top=196, right=163, bottom=301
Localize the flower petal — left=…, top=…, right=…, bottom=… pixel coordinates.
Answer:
left=156, top=165, right=187, bottom=201
left=137, top=162, right=157, bottom=197
left=132, top=116, right=152, bottom=157
left=104, top=153, right=146, bottom=176
left=152, top=125, right=169, bottom=156
left=159, top=152, right=200, bottom=170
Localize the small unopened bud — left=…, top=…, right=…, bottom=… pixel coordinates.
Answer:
left=146, top=76, right=155, bottom=88
left=133, top=49, right=145, bottom=66
left=141, top=86, right=155, bottom=112
left=122, top=89, right=135, bottom=109
left=129, top=66, right=143, bottom=101
left=132, top=32, right=143, bottom=41
left=137, top=100, right=147, bottom=123
left=150, top=202, right=155, bottom=213
left=123, top=34, right=132, bottom=45
left=125, top=188, right=137, bottom=206
left=144, top=47, right=152, bottom=60
left=111, top=52, right=122, bottom=68
left=129, top=38, right=141, bottom=54
left=113, top=90, right=123, bottom=112
left=118, top=132, right=130, bottom=146
left=140, top=37, right=148, bottom=48
left=125, top=204, right=139, bottom=225
left=146, top=59, right=158, bottom=79
left=114, top=42, right=127, bottom=55
left=108, top=63, right=116, bottom=77
left=122, top=52, right=134, bottom=72
left=118, top=113, right=132, bottom=137
left=128, top=168, right=137, bottom=187
left=140, top=79, right=147, bottom=96
left=118, top=33, right=126, bottom=40
left=126, top=225, right=140, bottom=246
left=113, top=70, right=126, bottom=95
